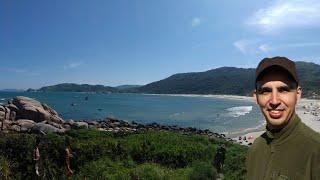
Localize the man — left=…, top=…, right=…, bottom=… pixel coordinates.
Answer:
left=246, top=56, right=320, bottom=180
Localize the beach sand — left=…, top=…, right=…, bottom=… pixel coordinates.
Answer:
left=233, top=98, right=320, bottom=146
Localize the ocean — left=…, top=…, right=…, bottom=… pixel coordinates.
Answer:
left=0, top=92, right=264, bottom=135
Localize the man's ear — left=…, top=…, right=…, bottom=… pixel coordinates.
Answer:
left=296, top=86, right=302, bottom=103
left=253, top=90, right=258, bottom=105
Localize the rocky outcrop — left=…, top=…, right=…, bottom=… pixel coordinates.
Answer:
left=0, top=96, right=66, bottom=134
left=12, top=96, right=64, bottom=124
left=0, top=96, right=228, bottom=141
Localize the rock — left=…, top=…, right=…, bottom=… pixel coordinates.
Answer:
left=16, top=119, right=36, bottom=132
left=32, top=122, right=66, bottom=134
left=10, top=125, right=21, bottom=132
left=46, top=121, right=63, bottom=129
left=0, top=111, right=5, bottom=120
left=63, top=124, right=71, bottom=130
left=73, top=121, right=89, bottom=129
left=0, top=105, right=5, bottom=112
left=12, top=96, right=64, bottom=124
left=4, top=107, right=10, bottom=120
left=9, top=111, right=16, bottom=121
left=88, top=121, right=99, bottom=126
left=7, top=104, right=19, bottom=112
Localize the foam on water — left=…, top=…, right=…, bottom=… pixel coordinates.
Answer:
left=226, top=106, right=253, bottom=117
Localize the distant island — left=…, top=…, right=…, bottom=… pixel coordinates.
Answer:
left=29, top=61, right=320, bottom=98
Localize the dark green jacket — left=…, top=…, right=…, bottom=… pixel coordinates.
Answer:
left=246, top=114, right=320, bottom=180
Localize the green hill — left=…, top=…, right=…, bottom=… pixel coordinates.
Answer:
left=38, top=83, right=119, bottom=93
left=137, top=61, right=320, bottom=98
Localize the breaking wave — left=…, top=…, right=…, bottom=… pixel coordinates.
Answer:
left=226, top=106, right=252, bottom=117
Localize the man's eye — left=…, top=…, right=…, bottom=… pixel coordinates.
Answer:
left=258, top=89, right=271, bottom=94
left=279, top=87, right=290, bottom=93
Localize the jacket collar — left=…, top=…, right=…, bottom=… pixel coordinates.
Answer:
left=264, top=114, right=300, bottom=145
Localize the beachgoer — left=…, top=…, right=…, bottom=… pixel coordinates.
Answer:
left=246, top=57, right=320, bottom=179
left=33, top=137, right=41, bottom=177
left=65, top=137, right=73, bottom=177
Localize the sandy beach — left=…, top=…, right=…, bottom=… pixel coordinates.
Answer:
left=233, top=98, right=320, bottom=146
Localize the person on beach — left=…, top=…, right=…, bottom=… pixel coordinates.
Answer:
left=33, top=137, right=41, bottom=177
left=246, top=57, right=320, bottom=180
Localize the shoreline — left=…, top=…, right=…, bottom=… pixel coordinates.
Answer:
left=233, top=98, right=320, bottom=145
left=1, top=92, right=319, bottom=145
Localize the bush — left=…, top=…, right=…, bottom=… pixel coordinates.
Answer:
left=0, top=129, right=248, bottom=179
left=0, top=156, right=10, bottom=179
left=189, top=161, right=217, bottom=180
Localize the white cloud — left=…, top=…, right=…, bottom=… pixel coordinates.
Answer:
left=191, top=17, right=203, bottom=27
left=247, top=0, right=320, bottom=33
left=234, top=39, right=320, bottom=54
left=233, top=39, right=260, bottom=54
left=63, top=61, right=83, bottom=70
left=258, top=44, right=271, bottom=53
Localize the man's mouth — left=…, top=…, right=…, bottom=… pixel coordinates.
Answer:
left=268, top=109, right=283, bottom=119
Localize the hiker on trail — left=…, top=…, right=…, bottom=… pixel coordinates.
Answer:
left=33, top=137, right=41, bottom=177
left=214, top=145, right=226, bottom=173
left=65, top=136, right=74, bottom=177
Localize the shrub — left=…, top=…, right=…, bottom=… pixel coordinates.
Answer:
left=189, top=161, right=217, bottom=180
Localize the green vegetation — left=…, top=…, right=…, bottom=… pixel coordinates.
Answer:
left=38, top=83, right=118, bottom=93
left=137, top=61, right=320, bottom=98
left=0, top=129, right=247, bottom=179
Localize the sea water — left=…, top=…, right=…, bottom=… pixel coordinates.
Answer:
left=0, top=92, right=264, bottom=135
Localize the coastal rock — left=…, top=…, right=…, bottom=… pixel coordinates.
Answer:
left=32, top=122, right=66, bottom=134
left=0, top=111, right=5, bottom=120
left=9, top=111, right=16, bottom=121
left=16, top=119, right=36, bottom=132
left=7, top=104, right=19, bottom=113
left=10, top=125, right=21, bottom=132
left=12, top=96, right=64, bottom=124
left=4, top=107, right=10, bottom=120
left=63, top=124, right=71, bottom=130
left=73, top=121, right=89, bottom=129
left=45, top=121, right=63, bottom=129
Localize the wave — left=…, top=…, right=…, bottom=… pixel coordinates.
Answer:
left=226, top=106, right=252, bottom=117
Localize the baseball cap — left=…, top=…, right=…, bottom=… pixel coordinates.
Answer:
left=255, top=56, right=298, bottom=85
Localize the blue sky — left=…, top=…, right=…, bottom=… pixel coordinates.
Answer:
left=1, top=0, right=320, bottom=89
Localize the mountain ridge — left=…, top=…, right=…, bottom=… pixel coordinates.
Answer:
left=31, top=61, right=320, bottom=98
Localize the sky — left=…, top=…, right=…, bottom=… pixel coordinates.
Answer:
left=1, top=0, right=320, bottom=89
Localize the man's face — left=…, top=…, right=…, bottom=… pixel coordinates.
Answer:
left=253, top=70, right=301, bottom=129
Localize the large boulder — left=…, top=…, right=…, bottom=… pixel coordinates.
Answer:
left=0, top=107, right=5, bottom=120
left=12, top=96, right=64, bottom=124
left=32, top=122, right=66, bottom=134
left=16, top=119, right=36, bottom=132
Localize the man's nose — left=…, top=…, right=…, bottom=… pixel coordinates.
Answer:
left=270, top=91, right=280, bottom=107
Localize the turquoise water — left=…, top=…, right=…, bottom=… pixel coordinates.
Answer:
left=0, top=92, right=264, bottom=134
